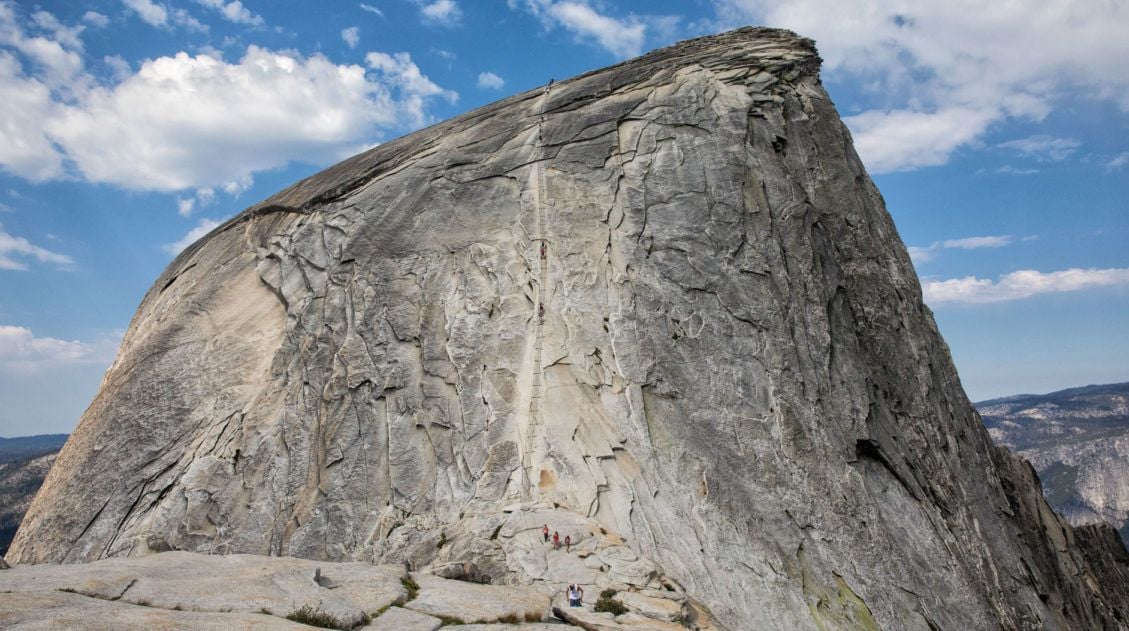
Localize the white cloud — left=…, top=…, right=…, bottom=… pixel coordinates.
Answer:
left=341, top=26, right=360, bottom=49
left=941, top=236, right=1013, bottom=250
left=121, top=0, right=168, bottom=28
left=359, top=3, right=385, bottom=18
left=0, top=224, right=73, bottom=270
left=514, top=1, right=645, bottom=58
left=844, top=107, right=995, bottom=173
left=171, top=8, right=208, bottom=33
left=0, top=5, right=454, bottom=195
left=0, top=324, right=120, bottom=373
left=176, top=196, right=195, bottom=216
left=998, top=135, right=1080, bottom=162
left=715, top=0, right=1129, bottom=173
left=923, top=267, right=1129, bottom=305
left=194, top=0, right=264, bottom=27
left=997, top=165, right=1039, bottom=175
left=0, top=53, right=64, bottom=180
left=0, top=5, right=86, bottom=91
left=30, top=11, right=85, bottom=51
left=366, top=51, right=458, bottom=126
left=82, top=11, right=110, bottom=29
left=419, top=0, right=462, bottom=26
left=1106, top=152, right=1129, bottom=170
left=909, top=234, right=1013, bottom=263
left=164, top=217, right=223, bottom=255
left=477, top=71, right=504, bottom=90
left=102, top=54, right=131, bottom=80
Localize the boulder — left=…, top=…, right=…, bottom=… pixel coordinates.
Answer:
left=615, top=591, right=682, bottom=621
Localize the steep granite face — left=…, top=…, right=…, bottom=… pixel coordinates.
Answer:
left=12, top=28, right=1129, bottom=630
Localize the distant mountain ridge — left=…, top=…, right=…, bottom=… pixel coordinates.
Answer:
left=0, top=434, right=68, bottom=464
left=978, top=382, right=1129, bottom=540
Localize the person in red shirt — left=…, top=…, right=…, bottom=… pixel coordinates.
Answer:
left=552, top=531, right=560, bottom=549
left=542, top=524, right=549, bottom=543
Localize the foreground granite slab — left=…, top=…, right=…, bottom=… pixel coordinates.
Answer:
left=0, top=551, right=406, bottom=629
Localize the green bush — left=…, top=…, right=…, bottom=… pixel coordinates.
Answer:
left=285, top=605, right=346, bottom=630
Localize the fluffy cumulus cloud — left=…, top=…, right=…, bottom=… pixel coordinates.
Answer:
left=477, top=71, right=504, bottom=90
left=511, top=0, right=647, bottom=58
left=0, top=324, right=120, bottom=373
left=0, top=5, right=456, bottom=193
left=715, top=0, right=1129, bottom=173
left=164, top=217, right=224, bottom=254
left=0, top=224, right=73, bottom=270
left=923, top=268, right=1129, bottom=305
left=908, top=234, right=1014, bottom=263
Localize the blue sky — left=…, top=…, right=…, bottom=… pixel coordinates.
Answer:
left=0, top=0, right=1126, bottom=436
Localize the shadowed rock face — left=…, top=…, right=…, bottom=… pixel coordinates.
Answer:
left=11, top=27, right=1129, bottom=630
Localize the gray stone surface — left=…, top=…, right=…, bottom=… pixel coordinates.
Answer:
left=0, top=590, right=320, bottom=630
left=0, top=551, right=406, bottom=628
left=366, top=606, right=442, bottom=631
left=10, top=26, right=1129, bottom=631
left=406, top=573, right=549, bottom=623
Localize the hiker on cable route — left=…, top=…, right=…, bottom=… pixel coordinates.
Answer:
left=568, top=583, right=584, bottom=607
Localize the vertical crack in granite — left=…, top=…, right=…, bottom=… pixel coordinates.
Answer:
left=11, top=27, right=1129, bottom=631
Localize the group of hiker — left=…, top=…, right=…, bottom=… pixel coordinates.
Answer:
left=540, top=524, right=584, bottom=607
left=540, top=524, right=572, bottom=552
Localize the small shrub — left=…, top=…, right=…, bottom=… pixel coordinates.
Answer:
left=437, top=531, right=448, bottom=549
left=489, top=524, right=503, bottom=540
left=595, top=594, right=628, bottom=616
left=525, top=611, right=543, bottom=622
left=285, top=605, right=346, bottom=630
left=372, top=604, right=391, bottom=618
left=401, top=576, right=420, bottom=601
left=437, top=614, right=466, bottom=625
left=599, top=588, right=618, bottom=599
left=497, top=613, right=521, bottom=623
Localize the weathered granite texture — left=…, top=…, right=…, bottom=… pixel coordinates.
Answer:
left=0, top=551, right=407, bottom=627
left=11, top=27, right=1129, bottom=630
